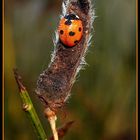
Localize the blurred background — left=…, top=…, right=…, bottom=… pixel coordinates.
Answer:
left=4, top=0, right=136, bottom=140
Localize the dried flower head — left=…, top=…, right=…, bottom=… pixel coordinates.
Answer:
left=36, top=0, right=95, bottom=112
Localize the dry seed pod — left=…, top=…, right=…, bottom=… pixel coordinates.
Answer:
left=36, top=0, right=95, bottom=111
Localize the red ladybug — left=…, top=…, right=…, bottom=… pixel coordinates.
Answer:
left=58, top=14, right=83, bottom=47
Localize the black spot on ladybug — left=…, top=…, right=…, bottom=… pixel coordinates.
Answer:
left=65, top=20, right=72, bottom=25
left=69, top=31, right=75, bottom=36
left=60, top=30, right=64, bottom=34
left=74, top=40, right=79, bottom=44
left=79, top=27, right=82, bottom=32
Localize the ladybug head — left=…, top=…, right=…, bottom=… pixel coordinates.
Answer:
left=64, top=14, right=80, bottom=20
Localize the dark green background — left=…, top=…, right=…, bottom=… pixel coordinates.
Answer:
left=4, top=0, right=136, bottom=140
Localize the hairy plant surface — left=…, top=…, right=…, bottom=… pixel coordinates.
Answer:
left=36, top=0, right=95, bottom=111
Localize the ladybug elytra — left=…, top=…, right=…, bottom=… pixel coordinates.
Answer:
left=58, top=14, right=83, bottom=47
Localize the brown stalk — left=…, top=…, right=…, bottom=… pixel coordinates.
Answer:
left=36, top=0, right=94, bottom=113
left=35, top=0, right=94, bottom=139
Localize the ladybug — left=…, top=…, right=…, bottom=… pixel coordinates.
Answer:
left=58, top=14, right=83, bottom=47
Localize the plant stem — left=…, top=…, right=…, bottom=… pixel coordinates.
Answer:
left=13, top=69, right=48, bottom=140
left=44, top=108, right=59, bottom=140
left=48, top=115, right=58, bottom=140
